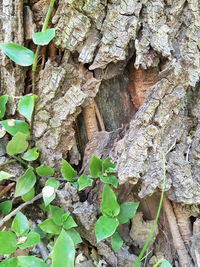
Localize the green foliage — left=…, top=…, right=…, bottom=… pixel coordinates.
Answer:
left=0, top=231, right=17, bottom=254
left=0, top=257, right=18, bottom=267
left=32, top=29, right=56, bottom=45
left=0, top=95, right=8, bottom=119
left=0, top=171, right=14, bottom=181
left=18, top=232, right=40, bottom=249
left=65, top=228, right=82, bottom=245
left=36, top=165, right=54, bottom=176
left=15, top=167, right=36, bottom=197
left=42, top=185, right=56, bottom=206
left=89, top=155, right=102, bottom=177
left=22, top=147, right=39, bottom=161
left=117, top=202, right=139, bottom=224
left=0, top=200, right=12, bottom=215
left=22, top=187, right=35, bottom=202
left=99, top=174, right=118, bottom=188
left=62, top=213, right=77, bottom=230
left=0, top=43, right=35, bottom=66
left=18, top=95, right=37, bottom=122
left=17, top=256, right=48, bottom=267
left=78, top=174, right=93, bottom=190
left=51, top=229, right=75, bottom=267
left=11, top=212, right=29, bottom=237
left=39, top=218, right=61, bottom=235
left=95, top=216, right=119, bottom=242
left=61, top=159, right=77, bottom=182
left=0, top=119, right=30, bottom=136
left=153, top=259, right=172, bottom=267
left=6, top=132, right=28, bottom=155
left=111, top=232, right=123, bottom=251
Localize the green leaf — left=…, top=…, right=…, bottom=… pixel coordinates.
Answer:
left=22, top=147, right=39, bottom=161
left=39, top=218, right=61, bottom=235
left=18, top=95, right=37, bottom=122
left=0, top=171, right=15, bottom=181
left=0, top=43, right=34, bottom=66
left=15, top=167, right=36, bottom=197
left=50, top=205, right=64, bottom=226
left=160, top=259, right=172, bottom=267
left=22, top=187, right=35, bottom=202
left=102, top=158, right=116, bottom=173
left=99, top=175, right=119, bottom=188
left=52, top=229, right=75, bottom=267
left=32, top=29, right=56, bottom=45
left=18, top=256, right=48, bottom=267
left=62, top=213, right=77, bottom=230
left=18, top=232, right=40, bottom=249
left=100, top=184, right=120, bottom=217
left=61, top=159, right=77, bottom=182
left=0, top=231, right=17, bottom=254
left=78, top=174, right=93, bottom=190
left=36, top=165, right=54, bottom=176
left=0, top=200, right=12, bottom=215
left=6, top=132, right=28, bottom=156
left=11, top=212, right=29, bottom=237
left=95, top=216, right=119, bottom=242
left=45, top=177, right=60, bottom=189
left=117, top=202, right=139, bottom=224
left=89, top=155, right=102, bottom=178
left=65, top=228, right=82, bottom=245
left=0, top=95, right=8, bottom=119
left=0, top=257, right=18, bottom=267
left=42, top=186, right=56, bottom=207
left=0, top=119, right=30, bottom=136
left=111, top=232, right=123, bottom=251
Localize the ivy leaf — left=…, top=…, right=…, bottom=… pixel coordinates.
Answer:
left=95, top=216, right=119, bottom=243
left=0, top=258, right=18, bottom=267
left=18, top=256, right=48, bottom=267
left=89, top=155, right=102, bottom=178
left=18, top=232, right=40, bottom=249
left=65, top=228, right=82, bottom=245
left=18, top=95, right=37, bottom=122
left=0, top=43, right=35, bottom=66
left=0, top=119, right=30, bottom=136
left=100, top=184, right=120, bottom=217
left=42, top=186, right=56, bottom=207
left=22, top=147, right=39, bottom=161
left=11, top=212, right=29, bottom=237
left=62, top=213, right=77, bottom=230
left=0, top=95, right=8, bottom=119
left=36, top=165, right=54, bottom=176
left=111, top=232, right=123, bottom=251
left=61, top=159, right=77, bottom=182
left=15, top=167, right=36, bottom=197
left=0, top=171, right=15, bottom=181
left=117, top=202, right=139, bottom=224
left=32, top=29, right=56, bottom=45
left=0, top=231, right=17, bottom=254
left=160, top=259, right=172, bottom=267
left=78, top=174, right=93, bottom=190
left=6, top=132, right=28, bottom=156
left=39, top=218, right=61, bottom=235
left=45, top=177, right=60, bottom=189
left=102, top=157, right=116, bottom=173
left=50, top=205, right=64, bottom=226
left=99, top=175, right=119, bottom=188
left=22, top=187, right=35, bottom=202
left=52, top=229, right=75, bottom=267
left=0, top=200, right=12, bottom=215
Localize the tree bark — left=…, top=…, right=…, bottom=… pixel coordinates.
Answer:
left=0, top=0, right=200, bottom=266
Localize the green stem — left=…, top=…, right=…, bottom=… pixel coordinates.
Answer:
left=0, top=159, right=16, bottom=168
left=152, top=259, right=163, bottom=267
left=32, top=0, right=56, bottom=93
left=11, top=155, right=28, bottom=168
left=133, top=154, right=166, bottom=267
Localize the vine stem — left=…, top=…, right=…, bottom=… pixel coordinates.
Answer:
left=133, top=153, right=166, bottom=267
left=0, top=159, right=16, bottom=168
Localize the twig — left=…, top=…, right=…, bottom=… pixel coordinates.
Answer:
left=0, top=193, right=42, bottom=228
left=0, top=182, right=15, bottom=198
left=0, top=159, right=16, bottom=168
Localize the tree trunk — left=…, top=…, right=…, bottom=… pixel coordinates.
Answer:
left=0, top=0, right=200, bottom=266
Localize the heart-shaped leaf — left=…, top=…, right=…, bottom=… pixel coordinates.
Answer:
left=6, top=132, right=28, bottom=155
left=117, top=202, right=139, bottom=224
left=32, top=29, right=56, bottom=45
left=11, top=212, right=29, bottom=237
left=17, top=256, right=48, bottom=267
left=22, top=147, right=39, bottom=161
left=0, top=231, right=17, bottom=254
left=50, top=206, right=64, bottom=226
left=36, top=165, right=54, bottom=176
left=89, top=155, right=102, bottom=178
left=0, top=95, right=8, bottom=119
left=18, top=232, right=40, bottom=249
left=61, top=159, right=77, bottom=182
left=100, top=184, right=120, bottom=217
left=0, top=171, right=15, bottom=181
left=42, top=186, right=56, bottom=207
left=52, top=229, right=75, bottom=267
left=78, top=174, right=93, bottom=190
left=0, top=120, right=30, bottom=136
left=0, top=43, right=35, bottom=66
left=18, top=95, right=37, bottom=122
left=0, top=258, right=18, bottom=267
left=62, top=213, right=77, bottom=230
left=95, top=216, right=119, bottom=242
left=22, top=187, right=35, bottom=202
left=15, top=167, right=36, bottom=197
left=111, top=232, right=123, bottom=251
left=65, top=228, right=82, bottom=245
left=100, top=175, right=119, bottom=188
left=0, top=200, right=12, bottom=215
left=39, top=218, right=61, bottom=235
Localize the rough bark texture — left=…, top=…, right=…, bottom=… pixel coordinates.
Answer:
left=0, top=0, right=200, bottom=266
